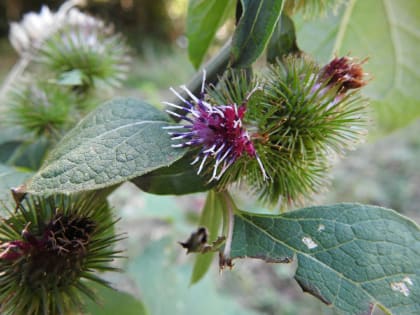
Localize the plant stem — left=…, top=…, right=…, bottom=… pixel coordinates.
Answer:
left=220, top=190, right=235, bottom=269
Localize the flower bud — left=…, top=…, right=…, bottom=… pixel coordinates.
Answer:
left=319, top=56, right=367, bottom=95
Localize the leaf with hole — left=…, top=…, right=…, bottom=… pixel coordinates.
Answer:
left=231, top=203, right=420, bottom=315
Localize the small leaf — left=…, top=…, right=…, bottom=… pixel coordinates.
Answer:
left=83, top=282, right=149, bottom=315
left=131, top=155, right=214, bottom=195
left=190, top=190, right=224, bottom=284
left=187, top=0, right=235, bottom=68
left=26, top=98, right=186, bottom=194
left=231, top=203, right=420, bottom=315
left=231, top=0, right=284, bottom=67
left=266, top=13, right=300, bottom=63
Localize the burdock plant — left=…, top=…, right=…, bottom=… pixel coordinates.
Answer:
left=0, top=194, right=121, bottom=315
left=1, top=1, right=419, bottom=315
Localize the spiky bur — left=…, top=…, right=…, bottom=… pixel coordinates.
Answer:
left=250, top=55, right=368, bottom=205
left=36, top=16, right=130, bottom=93
left=164, top=70, right=268, bottom=183
left=4, top=5, right=130, bottom=138
left=0, top=194, right=122, bottom=315
left=164, top=56, right=368, bottom=206
left=6, top=80, right=77, bottom=138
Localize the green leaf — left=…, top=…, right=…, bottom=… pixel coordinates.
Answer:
left=83, top=282, right=148, bottom=315
left=131, top=155, right=214, bottom=195
left=26, top=98, right=186, bottom=194
left=190, top=190, right=223, bottom=284
left=266, top=13, right=300, bottom=63
left=187, top=0, right=235, bottom=68
left=231, top=0, right=284, bottom=67
left=294, top=0, right=420, bottom=133
left=56, top=69, right=85, bottom=86
left=231, top=203, right=420, bottom=315
left=0, top=164, right=32, bottom=210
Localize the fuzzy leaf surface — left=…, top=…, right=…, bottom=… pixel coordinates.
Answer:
left=231, top=0, right=284, bottom=67
left=27, top=98, right=186, bottom=194
left=187, top=0, right=235, bottom=68
left=231, top=203, right=420, bottom=315
left=294, top=0, right=420, bottom=132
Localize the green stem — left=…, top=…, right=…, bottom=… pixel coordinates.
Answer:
left=167, top=39, right=231, bottom=121
left=220, top=190, right=237, bottom=268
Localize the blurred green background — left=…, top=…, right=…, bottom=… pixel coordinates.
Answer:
left=0, top=1, right=419, bottom=315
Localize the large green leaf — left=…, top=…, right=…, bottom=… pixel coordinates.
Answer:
left=187, top=0, right=235, bottom=68
left=231, top=203, right=420, bottom=315
left=294, top=0, right=420, bottom=132
left=26, top=98, right=186, bottom=194
left=231, top=0, right=284, bottom=67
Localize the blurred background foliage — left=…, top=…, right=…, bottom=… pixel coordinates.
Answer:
left=0, top=0, right=188, bottom=50
left=0, top=1, right=419, bottom=315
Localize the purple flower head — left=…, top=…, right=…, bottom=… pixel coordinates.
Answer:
left=164, top=71, right=267, bottom=182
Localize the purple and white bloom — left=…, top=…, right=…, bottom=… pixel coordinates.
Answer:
left=164, top=71, right=267, bottom=182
